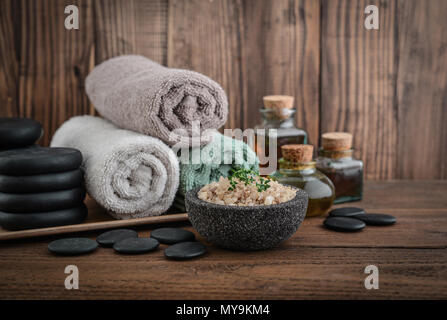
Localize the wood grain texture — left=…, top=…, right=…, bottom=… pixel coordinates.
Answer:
left=395, top=0, right=447, bottom=179
left=0, top=0, right=20, bottom=118
left=15, top=0, right=95, bottom=146
left=321, top=0, right=447, bottom=180
left=321, top=0, right=398, bottom=180
left=94, top=0, right=167, bottom=64
left=1, top=0, right=447, bottom=179
left=167, top=0, right=247, bottom=130
left=0, top=245, right=445, bottom=299
left=242, top=0, right=321, bottom=144
left=168, top=0, right=320, bottom=142
left=0, top=181, right=446, bottom=299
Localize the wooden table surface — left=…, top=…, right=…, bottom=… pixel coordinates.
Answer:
left=0, top=181, right=446, bottom=299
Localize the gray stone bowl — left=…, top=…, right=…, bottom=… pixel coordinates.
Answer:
left=185, top=186, right=308, bottom=251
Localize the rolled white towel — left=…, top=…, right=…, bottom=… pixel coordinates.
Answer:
left=51, top=116, right=179, bottom=219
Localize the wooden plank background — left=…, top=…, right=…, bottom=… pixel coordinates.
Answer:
left=0, top=0, right=446, bottom=179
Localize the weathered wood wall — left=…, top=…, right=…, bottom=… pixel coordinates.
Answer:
left=321, top=0, right=447, bottom=180
left=0, top=0, right=446, bottom=179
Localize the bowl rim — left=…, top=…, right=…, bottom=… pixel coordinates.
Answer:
left=185, top=184, right=308, bottom=211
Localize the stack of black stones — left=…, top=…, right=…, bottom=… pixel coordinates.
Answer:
left=323, top=207, right=396, bottom=232
left=48, top=227, right=207, bottom=260
left=0, top=118, right=87, bottom=230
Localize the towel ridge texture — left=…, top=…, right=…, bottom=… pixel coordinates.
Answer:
left=51, top=116, right=179, bottom=219
left=177, top=132, right=260, bottom=195
left=85, top=55, right=228, bottom=147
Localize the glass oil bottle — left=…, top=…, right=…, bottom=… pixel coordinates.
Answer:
left=272, top=144, right=335, bottom=217
left=254, top=95, right=307, bottom=175
left=316, top=132, right=363, bottom=204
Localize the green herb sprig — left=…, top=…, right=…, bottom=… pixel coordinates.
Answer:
left=227, top=168, right=271, bottom=193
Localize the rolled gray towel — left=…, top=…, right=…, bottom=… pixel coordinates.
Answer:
left=51, top=116, right=179, bottom=219
left=85, top=55, right=228, bottom=147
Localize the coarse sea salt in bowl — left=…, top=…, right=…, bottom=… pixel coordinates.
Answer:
left=185, top=176, right=308, bottom=251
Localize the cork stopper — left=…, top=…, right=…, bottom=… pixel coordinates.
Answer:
left=262, top=95, right=294, bottom=120
left=263, top=95, right=294, bottom=109
left=321, top=132, right=353, bottom=151
left=281, top=144, right=314, bottom=163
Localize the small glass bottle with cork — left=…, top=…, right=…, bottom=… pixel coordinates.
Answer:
left=272, top=144, right=335, bottom=217
left=316, top=132, right=363, bottom=204
left=254, top=95, right=308, bottom=175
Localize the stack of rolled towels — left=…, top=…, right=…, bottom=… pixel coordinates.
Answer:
left=51, top=55, right=259, bottom=219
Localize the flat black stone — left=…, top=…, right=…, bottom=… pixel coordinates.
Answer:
left=48, top=237, right=98, bottom=256
left=328, top=207, right=365, bottom=217
left=0, top=187, right=86, bottom=213
left=0, top=118, right=43, bottom=148
left=97, top=229, right=138, bottom=247
left=0, top=144, right=39, bottom=152
left=353, top=213, right=396, bottom=226
left=0, top=204, right=87, bottom=231
left=0, top=169, right=84, bottom=193
left=164, top=242, right=207, bottom=260
left=150, top=228, right=195, bottom=244
left=0, top=147, right=82, bottom=175
left=323, top=217, right=366, bottom=232
left=113, top=237, right=159, bottom=254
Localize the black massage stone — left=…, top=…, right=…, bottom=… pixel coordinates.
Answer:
left=324, top=217, right=366, bottom=232
left=48, top=237, right=98, bottom=256
left=150, top=227, right=195, bottom=244
left=0, top=118, right=43, bottom=148
left=0, top=204, right=87, bottom=231
left=113, top=237, right=159, bottom=254
left=0, top=147, right=82, bottom=175
left=0, top=169, right=84, bottom=193
left=0, top=187, right=86, bottom=213
left=96, top=229, right=138, bottom=247
left=185, top=186, right=308, bottom=251
left=328, top=207, right=365, bottom=217
left=353, top=213, right=396, bottom=226
left=164, top=242, right=207, bottom=260
left=0, top=144, right=39, bottom=152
